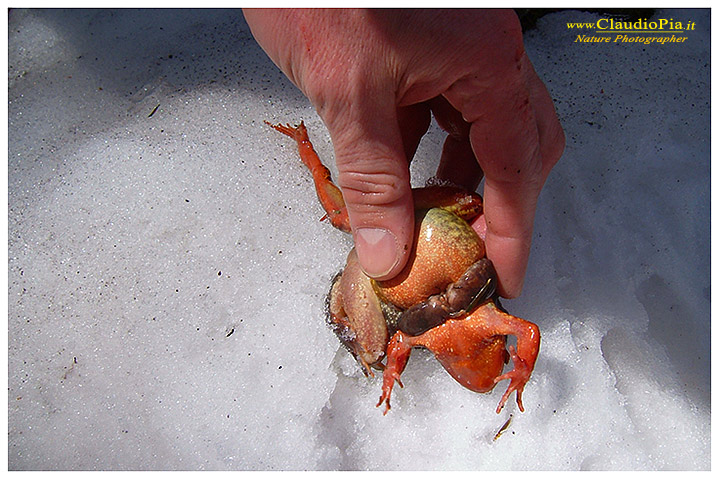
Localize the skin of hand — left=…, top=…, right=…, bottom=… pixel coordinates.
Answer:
left=244, top=9, right=565, bottom=298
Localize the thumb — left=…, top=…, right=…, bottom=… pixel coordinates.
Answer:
left=323, top=107, right=415, bottom=281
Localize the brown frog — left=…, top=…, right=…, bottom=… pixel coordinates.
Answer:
left=267, top=121, right=540, bottom=414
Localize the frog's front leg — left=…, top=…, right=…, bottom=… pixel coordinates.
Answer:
left=376, top=331, right=412, bottom=414
left=464, top=302, right=540, bottom=413
left=396, top=257, right=497, bottom=336
left=378, top=301, right=539, bottom=414
left=486, top=304, right=540, bottom=413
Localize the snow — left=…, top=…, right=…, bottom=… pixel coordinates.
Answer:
left=7, top=8, right=710, bottom=470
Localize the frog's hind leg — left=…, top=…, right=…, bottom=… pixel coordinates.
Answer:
left=266, top=120, right=350, bottom=232
left=326, top=250, right=390, bottom=377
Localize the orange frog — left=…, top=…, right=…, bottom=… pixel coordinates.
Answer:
left=267, top=121, right=540, bottom=414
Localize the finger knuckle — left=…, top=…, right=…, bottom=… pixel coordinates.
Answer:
left=337, top=167, right=409, bottom=209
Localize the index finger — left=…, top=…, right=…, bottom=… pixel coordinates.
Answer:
left=445, top=52, right=564, bottom=297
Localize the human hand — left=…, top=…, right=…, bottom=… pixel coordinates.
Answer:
left=244, top=9, right=564, bottom=297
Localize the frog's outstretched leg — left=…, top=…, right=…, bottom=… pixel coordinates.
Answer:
left=265, top=121, right=350, bottom=232
left=266, top=121, right=487, bottom=233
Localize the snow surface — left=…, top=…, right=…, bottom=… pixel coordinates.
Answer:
left=7, top=9, right=710, bottom=470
